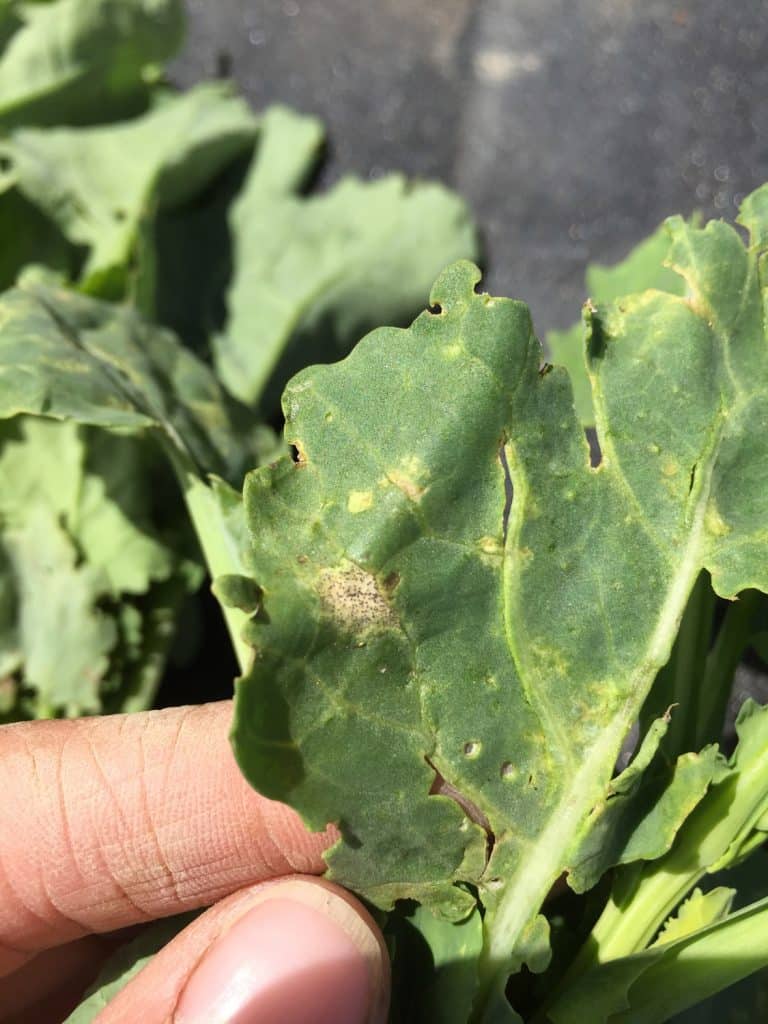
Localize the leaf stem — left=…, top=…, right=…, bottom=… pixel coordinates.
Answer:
left=164, top=444, right=252, bottom=675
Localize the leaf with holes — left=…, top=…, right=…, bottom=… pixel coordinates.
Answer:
left=213, top=104, right=479, bottom=410
left=229, top=183, right=768, bottom=1019
left=547, top=221, right=689, bottom=427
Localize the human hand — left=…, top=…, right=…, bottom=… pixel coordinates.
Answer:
left=0, top=702, right=389, bottom=1023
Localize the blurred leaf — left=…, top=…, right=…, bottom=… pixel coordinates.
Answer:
left=0, top=0, right=185, bottom=129
left=214, top=104, right=478, bottom=409
left=0, top=83, right=257, bottom=296
left=64, top=912, right=198, bottom=1023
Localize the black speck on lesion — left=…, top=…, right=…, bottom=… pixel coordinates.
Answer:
left=317, top=564, right=397, bottom=634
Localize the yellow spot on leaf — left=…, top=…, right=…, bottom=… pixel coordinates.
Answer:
left=661, top=458, right=679, bottom=477
left=705, top=503, right=731, bottom=537
left=347, top=490, right=373, bottom=514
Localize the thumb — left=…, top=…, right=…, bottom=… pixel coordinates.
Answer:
left=96, top=877, right=389, bottom=1024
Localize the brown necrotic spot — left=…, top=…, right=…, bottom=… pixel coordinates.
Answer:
left=317, top=564, right=397, bottom=633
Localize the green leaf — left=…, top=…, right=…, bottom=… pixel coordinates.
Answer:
left=387, top=905, right=485, bottom=1024
left=547, top=895, right=768, bottom=1024
left=0, top=416, right=198, bottom=716
left=547, top=223, right=687, bottom=426
left=0, top=275, right=251, bottom=480
left=214, top=104, right=478, bottom=408
left=569, top=699, right=768, bottom=974
left=231, top=184, right=768, bottom=1011
left=565, top=722, right=723, bottom=893
left=64, top=912, right=198, bottom=1023
left=650, top=886, right=735, bottom=948
left=0, top=83, right=257, bottom=296
left=0, top=181, right=77, bottom=292
left=5, top=503, right=116, bottom=715
left=0, top=0, right=185, bottom=129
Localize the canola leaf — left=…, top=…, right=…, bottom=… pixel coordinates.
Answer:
left=548, top=895, right=768, bottom=1024
left=0, top=83, right=257, bottom=296
left=0, top=180, right=77, bottom=292
left=387, top=905, right=485, bottom=1024
left=231, top=185, right=768, bottom=1004
left=64, top=912, right=198, bottom=1023
left=0, top=417, right=174, bottom=594
left=0, top=417, right=196, bottom=716
left=651, top=886, right=735, bottom=948
left=547, top=223, right=687, bottom=426
left=566, top=735, right=723, bottom=893
left=214, top=105, right=478, bottom=408
left=0, top=0, right=185, bottom=129
left=5, top=504, right=115, bottom=715
left=0, top=275, right=251, bottom=481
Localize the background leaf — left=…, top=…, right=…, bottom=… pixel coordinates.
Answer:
left=0, top=0, right=185, bottom=129
left=214, top=104, right=479, bottom=409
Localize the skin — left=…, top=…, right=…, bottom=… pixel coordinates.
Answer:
left=0, top=701, right=389, bottom=1023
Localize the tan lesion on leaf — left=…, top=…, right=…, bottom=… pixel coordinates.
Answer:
left=317, top=563, right=397, bottom=634
left=380, top=454, right=430, bottom=503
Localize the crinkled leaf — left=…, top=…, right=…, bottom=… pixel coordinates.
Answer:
left=0, top=83, right=257, bottom=296
left=651, top=886, right=735, bottom=948
left=547, top=223, right=687, bottom=426
left=547, top=895, right=768, bottom=1024
left=5, top=504, right=115, bottom=715
left=0, top=0, right=185, bottom=129
left=64, top=912, right=198, bottom=1023
left=214, top=104, right=478, bottom=408
left=0, top=276, right=252, bottom=481
left=565, top=720, right=723, bottom=892
left=565, top=699, right=768, bottom=986
left=0, top=416, right=198, bottom=716
left=231, top=184, right=768, bottom=1006
left=0, top=417, right=173, bottom=593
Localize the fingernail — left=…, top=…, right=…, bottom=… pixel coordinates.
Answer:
left=175, top=883, right=384, bottom=1024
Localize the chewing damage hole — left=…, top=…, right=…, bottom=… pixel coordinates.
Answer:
left=585, top=427, right=602, bottom=468
left=428, top=302, right=443, bottom=315
left=688, top=462, right=697, bottom=494
left=426, top=756, right=495, bottom=867
left=498, top=443, right=514, bottom=542
left=289, top=442, right=307, bottom=465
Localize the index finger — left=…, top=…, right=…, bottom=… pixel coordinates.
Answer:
left=0, top=701, right=335, bottom=977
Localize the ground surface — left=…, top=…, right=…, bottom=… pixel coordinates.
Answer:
left=173, top=0, right=768, bottom=336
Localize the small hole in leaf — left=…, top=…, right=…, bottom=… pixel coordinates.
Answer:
left=688, top=463, right=697, bottom=494
left=463, top=741, right=481, bottom=758
left=500, top=761, right=515, bottom=779
left=324, top=411, right=333, bottom=423
left=0, top=155, right=12, bottom=174
left=428, top=302, right=443, bottom=315
left=289, top=442, right=307, bottom=465
left=586, top=427, right=602, bottom=468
